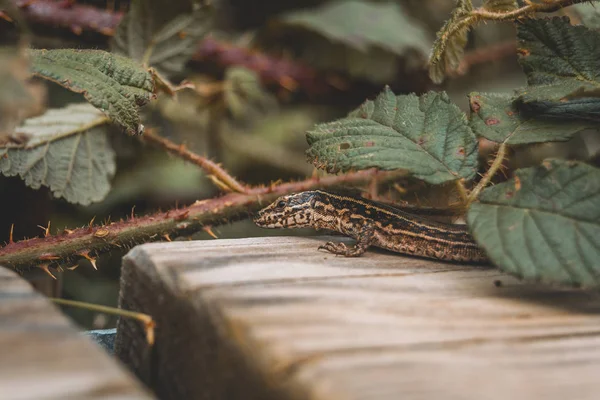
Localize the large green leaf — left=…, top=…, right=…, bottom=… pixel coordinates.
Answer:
left=516, top=17, right=600, bottom=115
left=428, top=0, right=473, bottom=84
left=306, top=86, right=478, bottom=184
left=112, top=0, right=212, bottom=77
left=0, top=104, right=116, bottom=205
left=30, top=49, right=155, bottom=135
left=469, top=92, right=594, bottom=144
left=278, top=0, right=430, bottom=56
left=467, top=159, right=600, bottom=287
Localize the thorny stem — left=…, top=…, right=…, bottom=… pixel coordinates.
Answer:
left=141, top=129, right=249, bottom=194
left=455, top=179, right=469, bottom=205
left=433, top=0, right=590, bottom=73
left=467, top=143, right=507, bottom=207
left=0, top=169, right=406, bottom=271
left=51, top=298, right=156, bottom=345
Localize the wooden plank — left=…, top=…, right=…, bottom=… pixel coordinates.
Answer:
left=115, top=236, right=600, bottom=400
left=0, top=266, right=154, bottom=400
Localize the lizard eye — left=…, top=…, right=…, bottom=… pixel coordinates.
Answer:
left=276, top=200, right=286, bottom=208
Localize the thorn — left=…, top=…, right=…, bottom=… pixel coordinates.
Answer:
left=37, top=221, right=51, bottom=237
left=203, top=226, right=219, bottom=239
left=39, top=253, right=60, bottom=261
left=163, top=234, right=172, bottom=242
left=88, top=216, right=96, bottom=229
left=130, top=205, right=136, bottom=220
left=174, top=210, right=190, bottom=221
left=77, top=250, right=98, bottom=270
left=63, top=228, right=74, bottom=235
left=9, top=224, right=14, bottom=244
left=38, top=264, right=57, bottom=280
left=66, top=264, right=79, bottom=271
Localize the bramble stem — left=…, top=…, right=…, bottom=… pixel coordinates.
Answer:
left=467, top=143, right=507, bottom=206
left=141, top=129, right=249, bottom=194
left=0, top=169, right=406, bottom=271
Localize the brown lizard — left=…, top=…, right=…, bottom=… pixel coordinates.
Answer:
left=254, top=190, right=488, bottom=263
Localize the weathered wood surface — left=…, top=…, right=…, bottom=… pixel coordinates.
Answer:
left=0, top=266, right=154, bottom=400
left=116, top=236, right=600, bottom=400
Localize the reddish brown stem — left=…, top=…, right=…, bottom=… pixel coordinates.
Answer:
left=454, top=40, right=517, bottom=76
left=141, top=130, right=249, bottom=194
left=12, top=0, right=123, bottom=36
left=0, top=169, right=406, bottom=271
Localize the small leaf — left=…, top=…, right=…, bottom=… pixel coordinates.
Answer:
left=112, top=0, right=212, bottom=77
left=0, top=104, right=116, bottom=205
left=277, top=0, right=430, bottom=56
left=306, top=86, right=478, bottom=184
left=482, top=0, right=517, bottom=12
left=516, top=17, right=600, bottom=106
left=469, top=92, right=594, bottom=144
left=223, top=67, right=278, bottom=122
left=428, top=0, right=473, bottom=84
left=29, top=49, right=155, bottom=135
left=467, top=159, right=600, bottom=287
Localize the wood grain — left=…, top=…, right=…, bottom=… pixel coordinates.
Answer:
left=115, top=236, right=600, bottom=400
left=0, top=266, right=153, bottom=400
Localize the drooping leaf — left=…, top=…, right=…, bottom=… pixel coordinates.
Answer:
left=482, top=0, right=517, bottom=12
left=0, top=46, right=35, bottom=136
left=29, top=49, right=155, bottom=135
left=223, top=67, right=278, bottom=122
left=428, top=0, right=473, bottom=84
left=277, top=0, right=430, bottom=56
left=467, top=159, right=600, bottom=287
left=0, top=104, right=116, bottom=205
left=112, top=0, right=212, bottom=77
left=306, top=86, right=478, bottom=184
left=571, top=2, right=600, bottom=30
left=469, top=92, right=595, bottom=144
left=516, top=17, right=600, bottom=113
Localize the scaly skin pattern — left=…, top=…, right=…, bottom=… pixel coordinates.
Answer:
left=254, top=190, right=488, bottom=263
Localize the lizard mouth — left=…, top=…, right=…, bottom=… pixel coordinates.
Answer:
left=253, top=211, right=271, bottom=227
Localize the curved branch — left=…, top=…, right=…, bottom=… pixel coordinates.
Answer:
left=0, top=169, right=407, bottom=271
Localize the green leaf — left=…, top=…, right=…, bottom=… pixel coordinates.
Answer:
left=29, top=49, right=155, bottom=135
left=428, top=0, right=473, bottom=84
left=482, top=0, right=517, bottom=12
left=517, top=17, right=600, bottom=103
left=277, top=0, right=430, bottom=56
left=112, top=0, right=212, bottom=77
left=0, top=104, right=116, bottom=205
left=469, top=92, right=594, bottom=144
left=306, top=87, right=478, bottom=184
left=467, top=159, right=600, bottom=287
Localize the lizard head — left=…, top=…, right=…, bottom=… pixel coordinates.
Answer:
left=254, top=191, right=316, bottom=228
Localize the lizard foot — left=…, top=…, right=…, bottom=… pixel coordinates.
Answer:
left=318, top=241, right=366, bottom=257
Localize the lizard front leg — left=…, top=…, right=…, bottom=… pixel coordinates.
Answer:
left=318, top=224, right=375, bottom=257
